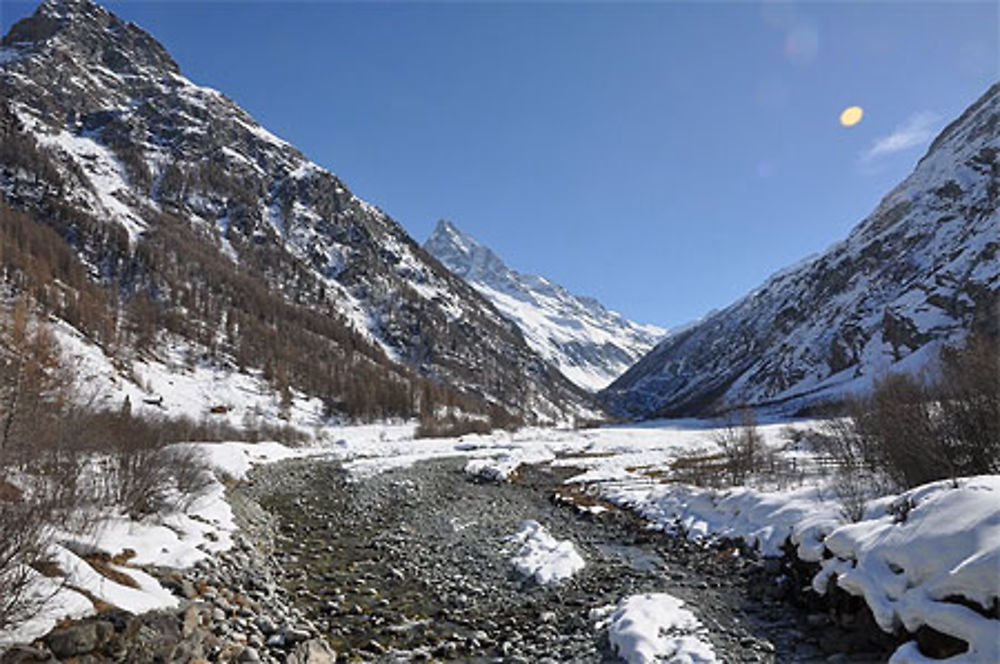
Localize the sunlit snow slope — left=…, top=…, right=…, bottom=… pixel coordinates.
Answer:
left=425, top=220, right=665, bottom=391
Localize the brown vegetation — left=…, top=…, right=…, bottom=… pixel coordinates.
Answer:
left=710, top=409, right=770, bottom=486
left=414, top=415, right=494, bottom=439
left=810, top=333, right=1000, bottom=519
left=0, top=304, right=223, bottom=629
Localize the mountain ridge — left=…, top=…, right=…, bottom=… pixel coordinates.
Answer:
left=425, top=219, right=665, bottom=391
left=0, top=0, right=594, bottom=422
left=602, top=82, right=1000, bottom=418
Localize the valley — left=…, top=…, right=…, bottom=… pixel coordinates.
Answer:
left=5, top=417, right=995, bottom=663
left=0, top=1, right=997, bottom=662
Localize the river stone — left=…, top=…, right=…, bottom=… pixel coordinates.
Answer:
left=0, top=645, right=59, bottom=664
left=43, top=621, right=112, bottom=658
left=286, top=638, right=337, bottom=664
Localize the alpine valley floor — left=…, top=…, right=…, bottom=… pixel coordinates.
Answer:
left=6, top=419, right=997, bottom=663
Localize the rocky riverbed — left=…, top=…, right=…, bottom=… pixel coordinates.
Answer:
left=2, top=455, right=894, bottom=663
left=246, top=456, right=888, bottom=663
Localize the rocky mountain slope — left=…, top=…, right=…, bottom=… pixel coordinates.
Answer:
left=0, top=0, right=591, bottom=421
left=604, top=84, right=1000, bottom=418
left=425, top=220, right=665, bottom=391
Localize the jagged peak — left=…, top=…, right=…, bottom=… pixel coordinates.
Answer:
left=429, top=219, right=483, bottom=253
left=425, top=219, right=508, bottom=280
left=2, top=0, right=179, bottom=75
left=36, top=0, right=99, bottom=19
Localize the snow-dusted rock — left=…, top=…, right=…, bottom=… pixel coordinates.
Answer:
left=599, top=593, right=718, bottom=664
left=508, top=519, right=585, bottom=584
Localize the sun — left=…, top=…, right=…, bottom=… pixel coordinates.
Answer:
left=840, top=106, right=864, bottom=127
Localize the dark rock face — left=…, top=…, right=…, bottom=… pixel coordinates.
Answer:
left=0, top=0, right=590, bottom=420
left=603, top=84, right=1000, bottom=418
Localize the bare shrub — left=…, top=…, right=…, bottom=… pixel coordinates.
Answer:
left=811, top=413, right=895, bottom=521
left=936, top=334, right=1000, bottom=476
left=103, top=444, right=211, bottom=518
left=0, top=305, right=86, bottom=629
left=0, top=301, right=73, bottom=467
left=0, top=453, right=93, bottom=631
left=0, top=303, right=220, bottom=628
left=712, top=408, right=766, bottom=485
left=254, top=420, right=310, bottom=447
left=573, top=417, right=614, bottom=430
left=670, top=451, right=728, bottom=488
left=70, top=414, right=217, bottom=518
left=830, top=464, right=894, bottom=522
left=168, top=446, right=215, bottom=510
left=0, top=491, right=52, bottom=630
left=105, top=444, right=175, bottom=519
left=820, top=334, right=1000, bottom=494
left=860, top=372, right=948, bottom=488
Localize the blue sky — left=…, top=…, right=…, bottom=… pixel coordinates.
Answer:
left=2, top=1, right=997, bottom=328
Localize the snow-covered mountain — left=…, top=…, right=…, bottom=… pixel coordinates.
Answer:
left=0, top=0, right=592, bottom=422
left=425, top=220, right=665, bottom=391
left=603, top=84, right=1000, bottom=418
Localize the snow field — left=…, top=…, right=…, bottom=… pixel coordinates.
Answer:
left=2, top=373, right=995, bottom=664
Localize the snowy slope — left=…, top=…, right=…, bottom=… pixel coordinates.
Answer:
left=0, top=0, right=591, bottom=421
left=425, top=220, right=665, bottom=391
left=604, top=84, right=1000, bottom=418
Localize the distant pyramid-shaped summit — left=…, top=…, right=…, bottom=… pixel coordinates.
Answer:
left=425, top=220, right=666, bottom=391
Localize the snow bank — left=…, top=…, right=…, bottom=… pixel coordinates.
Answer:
left=508, top=520, right=585, bottom=585
left=49, top=546, right=179, bottom=615
left=602, top=474, right=1000, bottom=663
left=813, top=476, right=1000, bottom=664
left=0, top=541, right=183, bottom=650
left=465, top=455, right=523, bottom=482
left=88, top=481, right=234, bottom=569
left=0, top=440, right=307, bottom=649
left=603, top=482, right=843, bottom=560
left=599, top=593, right=718, bottom=664
left=186, top=440, right=310, bottom=481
